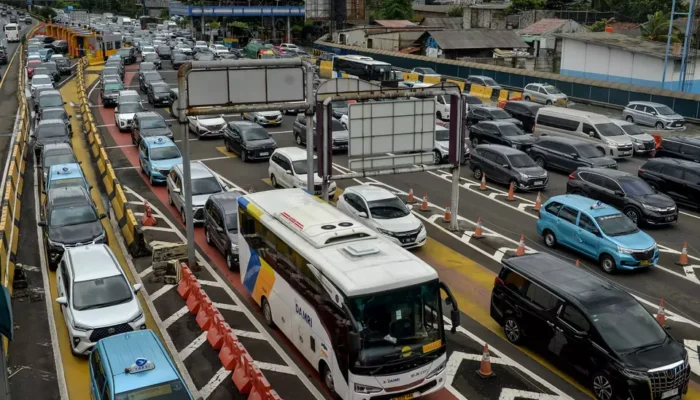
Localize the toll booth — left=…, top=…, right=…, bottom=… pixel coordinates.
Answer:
left=43, top=23, right=122, bottom=63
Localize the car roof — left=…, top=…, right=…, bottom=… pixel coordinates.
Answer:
left=48, top=163, right=84, bottom=180
left=119, top=90, right=140, bottom=96
left=48, top=185, right=90, bottom=207
left=275, top=146, right=312, bottom=161
left=628, top=101, right=667, bottom=108
left=38, top=118, right=65, bottom=126
left=527, top=82, right=554, bottom=87
left=576, top=167, right=634, bottom=180
left=545, top=194, right=619, bottom=217
left=99, top=330, right=180, bottom=393
left=43, top=143, right=73, bottom=153
left=479, top=106, right=501, bottom=112
left=506, top=100, right=543, bottom=110
left=150, top=81, right=169, bottom=87
left=65, top=244, right=121, bottom=281
left=209, top=191, right=245, bottom=213
left=485, top=120, right=518, bottom=127
left=144, top=136, right=177, bottom=148
left=346, top=185, right=396, bottom=201
left=502, top=252, right=631, bottom=309
left=477, top=144, right=524, bottom=155
left=174, top=162, right=214, bottom=179
left=534, top=135, right=589, bottom=146
left=230, top=121, right=259, bottom=128
left=643, top=157, right=700, bottom=169
left=38, top=89, right=61, bottom=97
left=662, top=135, right=700, bottom=144
left=32, top=74, right=52, bottom=80
left=136, top=111, right=162, bottom=119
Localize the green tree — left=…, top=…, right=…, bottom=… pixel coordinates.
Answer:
left=447, top=7, right=463, bottom=17
left=379, top=0, right=413, bottom=20
left=505, top=0, right=545, bottom=14
left=640, top=11, right=682, bottom=43
left=160, top=8, right=170, bottom=20
left=78, top=0, right=96, bottom=12
left=587, top=19, right=608, bottom=32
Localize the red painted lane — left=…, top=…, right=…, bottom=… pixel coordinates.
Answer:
left=95, top=68, right=459, bottom=400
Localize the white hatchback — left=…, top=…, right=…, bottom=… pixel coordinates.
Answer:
left=268, top=147, right=336, bottom=196
left=337, top=185, right=426, bottom=248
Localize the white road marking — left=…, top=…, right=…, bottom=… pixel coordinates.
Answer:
left=230, top=329, right=265, bottom=340
left=138, top=266, right=153, bottom=278
left=213, top=303, right=242, bottom=312
left=179, top=331, right=208, bottom=360
left=199, top=279, right=222, bottom=288
left=149, top=284, right=175, bottom=301
left=142, top=225, right=177, bottom=232
left=254, top=361, right=295, bottom=375
left=198, top=367, right=232, bottom=400
left=162, top=306, right=190, bottom=329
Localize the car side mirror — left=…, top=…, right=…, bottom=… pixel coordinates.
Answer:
left=216, top=226, right=224, bottom=233
left=38, top=220, right=47, bottom=227
left=358, top=211, right=368, bottom=218
left=570, top=152, right=578, bottom=159
left=573, top=330, right=589, bottom=339
left=63, top=101, right=67, bottom=105
left=133, top=283, right=142, bottom=293
left=55, top=297, right=67, bottom=305
left=285, top=170, right=292, bottom=175
left=168, top=124, right=172, bottom=127
left=592, top=229, right=601, bottom=236
left=614, top=190, right=624, bottom=197
left=173, top=188, right=181, bottom=193
left=651, top=111, right=657, bottom=116
left=30, top=134, right=36, bottom=138
left=502, top=163, right=510, bottom=169
left=99, top=213, right=107, bottom=219
left=588, top=132, right=595, bottom=137
left=89, top=185, right=94, bottom=190
left=114, top=108, right=118, bottom=113
left=68, top=115, right=72, bottom=119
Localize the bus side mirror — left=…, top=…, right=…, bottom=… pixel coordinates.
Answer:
left=450, top=309, right=460, bottom=334
left=348, top=331, right=361, bottom=355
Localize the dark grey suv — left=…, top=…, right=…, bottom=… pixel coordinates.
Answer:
left=527, top=136, right=617, bottom=174
left=469, top=144, right=548, bottom=191
left=204, top=191, right=245, bottom=270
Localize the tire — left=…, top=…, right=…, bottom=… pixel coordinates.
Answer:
left=149, top=173, right=155, bottom=186
left=270, top=174, right=278, bottom=188
left=261, top=298, right=275, bottom=328
left=433, top=150, right=442, bottom=164
left=503, top=316, right=523, bottom=344
left=48, top=259, right=58, bottom=271
left=655, top=121, right=664, bottom=129
left=205, top=227, right=212, bottom=245
left=241, top=151, right=247, bottom=163
left=524, top=95, right=531, bottom=101
left=592, top=373, right=614, bottom=400
left=167, top=190, right=173, bottom=205
left=473, top=167, right=483, bottom=180
left=295, top=133, right=302, bottom=146
left=600, top=254, right=617, bottom=274
left=624, top=207, right=641, bottom=226
left=436, top=111, right=442, bottom=120
left=226, top=251, right=237, bottom=271
left=181, top=208, right=187, bottom=226
left=546, top=100, right=553, bottom=105
left=625, top=115, right=634, bottom=123
left=320, top=362, right=337, bottom=398
left=471, top=137, right=479, bottom=148
left=140, top=160, right=145, bottom=174
left=534, top=156, right=546, bottom=168
left=225, top=141, right=232, bottom=152
left=508, top=179, right=519, bottom=192
left=543, top=229, right=557, bottom=248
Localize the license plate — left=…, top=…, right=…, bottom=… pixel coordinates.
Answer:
left=401, top=236, right=417, bottom=244
left=268, top=119, right=277, bottom=122
left=534, top=180, right=543, bottom=185
left=392, top=394, right=416, bottom=400
left=259, top=152, right=269, bottom=156
left=666, top=216, right=675, bottom=221
left=662, top=388, right=679, bottom=399
left=639, top=260, right=651, bottom=266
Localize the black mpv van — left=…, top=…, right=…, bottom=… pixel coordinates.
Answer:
left=490, top=253, right=690, bottom=400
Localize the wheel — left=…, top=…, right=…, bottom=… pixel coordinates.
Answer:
left=546, top=100, right=553, bottom=105
left=433, top=150, right=442, bottom=164
left=592, top=373, right=614, bottom=400
left=524, top=95, right=531, bottom=101
left=508, top=179, right=519, bottom=192
left=471, top=137, right=479, bottom=148
left=624, top=207, right=640, bottom=225
left=270, top=174, right=278, bottom=188
left=167, top=190, right=173, bottom=205
left=625, top=115, right=634, bottom=123
left=569, top=189, right=584, bottom=196
left=543, top=229, right=557, bottom=248
left=261, top=298, right=275, bottom=328
left=48, top=259, right=57, bottom=271
left=131, top=134, right=136, bottom=145
left=600, top=254, right=617, bottom=274
left=181, top=208, right=187, bottom=226
left=503, top=316, right=523, bottom=344
left=226, top=251, right=237, bottom=271
left=240, top=151, right=247, bottom=163
left=225, top=141, right=232, bottom=152
left=473, top=167, right=483, bottom=180
left=534, top=156, right=546, bottom=168
left=149, top=173, right=155, bottom=185
left=655, top=121, right=664, bottom=129
left=320, top=362, right=337, bottom=398
left=295, top=133, right=302, bottom=146
left=140, top=160, right=145, bottom=174
left=205, top=227, right=212, bottom=245
left=436, top=111, right=442, bottom=120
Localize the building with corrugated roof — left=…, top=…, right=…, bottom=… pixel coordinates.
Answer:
left=517, top=18, right=585, bottom=57
left=417, top=29, right=528, bottom=59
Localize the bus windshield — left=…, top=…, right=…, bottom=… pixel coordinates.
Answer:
left=348, top=280, right=443, bottom=369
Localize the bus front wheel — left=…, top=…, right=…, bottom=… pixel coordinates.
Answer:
left=261, top=297, right=276, bottom=328
left=320, top=361, right=339, bottom=399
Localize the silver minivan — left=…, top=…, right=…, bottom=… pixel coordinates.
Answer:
left=523, top=83, right=568, bottom=105
left=167, top=162, right=228, bottom=224
left=621, top=101, right=685, bottom=130
left=534, top=108, right=634, bottom=159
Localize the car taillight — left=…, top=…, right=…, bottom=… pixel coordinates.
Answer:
left=568, top=173, right=576, bottom=180
left=494, top=276, right=504, bottom=286
left=638, top=168, right=644, bottom=175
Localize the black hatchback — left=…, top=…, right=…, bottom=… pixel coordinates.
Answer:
left=204, top=191, right=245, bottom=270
left=503, top=100, right=543, bottom=133
left=469, top=144, right=548, bottom=191
left=491, top=252, right=691, bottom=400
left=467, top=106, right=524, bottom=129
left=222, top=121, right=277, bottom=162
left=655, top=136, right=700, bottom=162
left=527, top=136, right=617, bottom=173
left=638, top=158, right=700, bottom=209
left=567, top=168, right=677, bottom=225
left=469, top=121, right=534, bottom=151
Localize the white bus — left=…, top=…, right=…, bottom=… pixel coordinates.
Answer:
left=237, top=188, right=460, bottom=400
left=4, top=23, right=20, bottom=42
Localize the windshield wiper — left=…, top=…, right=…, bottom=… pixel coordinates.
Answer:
left=625, top=339, right=665, bottom=355
left=81, top=296, right=132, bottom=310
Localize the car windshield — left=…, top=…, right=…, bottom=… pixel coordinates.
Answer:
left=595, top=213, right=639, bottom=236
left=144, top=54, right=159, bottom=61
left=225, top=212, right=238, bottom=232
left=115, top=380, right=192, bottom=400
left=595, top=123, right=625, bottom=137
left=104, top=68, right=119, bottom=75
left=507, top=154, right=536, bottom=168
left=466, top=96, right=483, bottom=105
left=117, top=49, right=130, bottom=56
left=120, top=103, right=144, bottom=113
left=331, top=100, right=348, bottom=109
left=242, top=127, right=270, bottom=141
left=198, top=53, right=215, bottom=60
left=40, top=96, right=64, bottom=108
left=191, top=176, right=222, bottom=196
left=38, top=124, right=66, bottom=138
left=43, top=63, right=57, bottom=71
left=153, top=85, right=169, bottom=93
left=435, top=128, right=448, bottom=141
left=73, top=274, right=133, bottom=311
left=150, top=146, right=181, bottom=161
left=419, top=68, right=436, bottom=74
left=141, top=117, right=167, bottom=129
left=145, top=74, right=162, bottom=82
left=104, top=83, right=124, bottom=91
left=292, top=160, right=317, bottom=175
left=589, top=299, right=666, bottom=354
left=491, top=109, right=512, bottom=119
left=42, top=110, right=65, bottom=120
left=655, top=106, right=675, bottom=115
left=620, top=178, right=655, bottom=196
left=50, top=205, right=96, bottom=226
left=620, top=124, right=645, bottom=136
left=483, top=77, right=498, bottom=86
left=500, top=124, right=525, bottom=136
left=50, top=178, right=85, bottom=190
left=574, top=144, right=604, bottom=158
left=174, top=54, right=188, bottom=60
left=140, top=63, right=156, bottom=71
left=348, top=280, right=443, bottom=366
left=45, top=154, right=76, bottom=167
left=368, top=197, right=409, bottom=219
left=543, top=85, right=561, bottom=94
left=331, top=119, right=345, bottom=131
left=33, top=76, right=52, bottom=85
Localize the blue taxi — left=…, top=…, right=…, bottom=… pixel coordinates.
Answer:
left=536, top=195, right=659, bottom=273
left=138, top=136, right=182, bottom=185
left=89, top=330, right=194, bottom=400
left=45, top=163, right=91, bottom=194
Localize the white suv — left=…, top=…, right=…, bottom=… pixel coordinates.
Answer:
left=56, top=244, right=146, bottom=355
left=268, top=147, right=336, bottom=196
left=167, top=162, right=228, bottom=224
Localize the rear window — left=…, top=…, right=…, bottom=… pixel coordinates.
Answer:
left=537, top=114, right=579, bottom=131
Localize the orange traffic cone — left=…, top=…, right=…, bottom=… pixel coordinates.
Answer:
left=515, top=234, right=526, bottom=256
left=476, top=343, right=494, bottom=378
left=443, top=203, right=451, bottom=223
left=575, top=259, right=580, bottom=267
left=480, top=174, right=487, bottom=191
left=656, top=298, right=667, bottom=328
left=534, top=192, right=542, bottom=211
left=506, top=182, right=516, bottom=201
left=407, top=185, right=415, bottom=204
left=141, top=200, right=157, bottom=226
left=421, top=194, right=429, bottom=212
left=676, top=241, right=690, bottom=266
left=473, top=217, right=484, bottom=239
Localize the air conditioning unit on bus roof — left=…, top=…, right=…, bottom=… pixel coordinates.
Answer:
left=273, top=209, right=377, bottom=249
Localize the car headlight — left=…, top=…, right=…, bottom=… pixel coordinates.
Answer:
left=621, top=367, right=648, bottom=380
left=73, top=321, right=92, bottom=331
left=377, top=228, right=394, bottom=236
left=520, top=172, right=531, bottom=178
left=642, top=203, right=664, bottom=212
left=296, top=178, right=307, bottom=187
left=354, top=383, right=382, bottom=394
left=93, top=232, right=106, bottom=243
left=230, top=243, right=239, bottom=253
left=129, top=310, right=144, bottom=323
left=617, top=245, right=635, bottom=254
left=426, top=360, right=447, bottom=379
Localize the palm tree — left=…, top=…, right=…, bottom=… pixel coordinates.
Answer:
left=640, top=11, right=682, bottom=43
